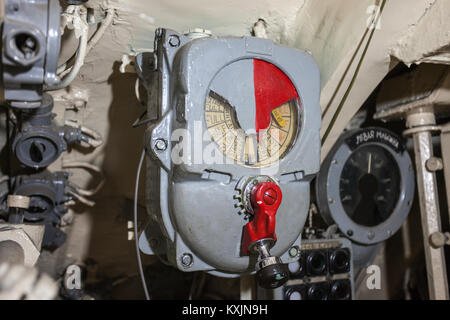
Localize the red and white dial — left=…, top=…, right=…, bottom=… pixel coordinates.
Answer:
left=205, top=59, right=301, bottom=167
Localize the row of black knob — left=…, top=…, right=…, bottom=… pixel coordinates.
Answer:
left=288, top=248, right=350, bottom=278
left=284, top=279, right=352, bottom=300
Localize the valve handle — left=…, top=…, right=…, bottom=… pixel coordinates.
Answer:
left=241, top=181, right=288, bottom=289
left=244, top=182, right=282, bottom=248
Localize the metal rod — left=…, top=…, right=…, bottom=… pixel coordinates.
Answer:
left=409, top=112, right=449, bottom=299
left=439, top=123, right=450, bottom=226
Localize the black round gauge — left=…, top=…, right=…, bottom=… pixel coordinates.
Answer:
left=339, top=145, right=401, bottom=227
left=315, top=127, right=415, bottom=245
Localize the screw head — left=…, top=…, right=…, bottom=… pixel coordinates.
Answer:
left=154, top=139, right=167, bottom=151
left=181, top=253, right=193, bottom=268
left=289, top=246, right=299, bottom=258
left=168, top=35, right=180, bottom=47
left=429, top=232, right=446, bottom=248
left=263, top=188, right=277, bottom=205
left=426, top=157, right=443, bottom=172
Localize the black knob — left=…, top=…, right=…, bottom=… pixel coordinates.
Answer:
left=256, top=260, right=289, bottom=289
left=329, top=249, right=350, bottom=274
left=284, top=285, right=306, bottom=300
left=307, top=283, right=330, bottom=300
left=330, top=280, right=352, bottom=300
left=306, top=250, right=327, bottom=276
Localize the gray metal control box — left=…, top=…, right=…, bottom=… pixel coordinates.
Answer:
left=137, top=28, right=321, bottom=277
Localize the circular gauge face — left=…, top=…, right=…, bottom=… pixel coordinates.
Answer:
left=204, top=59, right=300, bottom=167
left=339, top=145, right=401, bottom=227
left=316, top=127, right=414, bottom=245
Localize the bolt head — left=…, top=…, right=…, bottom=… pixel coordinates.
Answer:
left=430, top=232, right=446, bottom=248
left=426, top=157, right=443, bottom=172
left=168, top=35, right=180, bottom=47
left=263, top=188, right=277, bottom=205
left=154, top=139, right=167, bottom=151
left=289, top=246, right=299, bottom=258
left=181, top=253, right=193, bottom=268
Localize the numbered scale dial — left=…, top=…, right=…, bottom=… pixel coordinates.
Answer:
left=205, top=92, right=298, bottom=167
left=204, top=59, right=301, bottom=167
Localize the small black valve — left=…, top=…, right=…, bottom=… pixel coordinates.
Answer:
left=12, top=93, right=91, bottom=169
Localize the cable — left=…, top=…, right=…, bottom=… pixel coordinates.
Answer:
left=135, top=78, right=143, bottom=105
left=85, top=7, right=115, bottom=57
left=322, top=0, right=386, bottom=145
left=135, top=150, right=150, bottom=300
left=47, top=7, right=89, bottom=91
left=63, top=161, right=105, bottom=197
left=62, top=161, right=103, bottom=174
left=65, top=120, right=104, bottom=148
left=67, top=189, right=96, bottom=207
left=57, top=7, right=115, bottom=75
left=56, top=29, right=87, bottom=77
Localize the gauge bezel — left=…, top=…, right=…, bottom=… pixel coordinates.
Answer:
left=316, top=127, right=415, bottom=245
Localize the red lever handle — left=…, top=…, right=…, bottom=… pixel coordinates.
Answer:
left=242, top=182, right=282, bottom=255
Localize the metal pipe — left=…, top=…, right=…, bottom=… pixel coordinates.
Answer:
left=439, top=122, right=450, bottom=226
left=406, top=111, right=449, bottom=300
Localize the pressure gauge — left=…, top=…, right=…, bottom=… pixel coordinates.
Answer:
left=316, top=127, right=415, bottom=245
